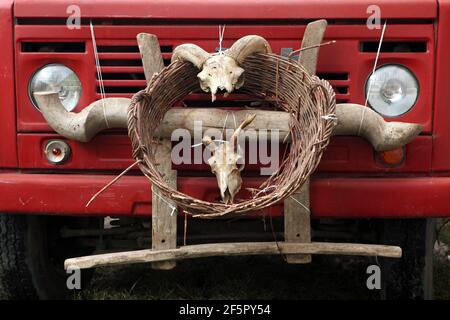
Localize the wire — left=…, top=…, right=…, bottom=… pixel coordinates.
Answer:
left=218, top=25, right=226, bottom=54
left=358, top=20, right=387, bottom=135
left=90, top=21, right=109, bottom=128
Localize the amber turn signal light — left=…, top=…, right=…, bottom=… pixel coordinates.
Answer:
left=379, top=147, right=405, bottom=166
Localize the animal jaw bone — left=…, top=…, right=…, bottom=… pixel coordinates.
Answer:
left=203, top=114, right=257, bottom=204
left=171, top=35, right=272, bottom=101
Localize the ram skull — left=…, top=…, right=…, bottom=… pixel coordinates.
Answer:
left=171, top=35, right=272, bottom=101
left=203, top=114, right=256, bottom=204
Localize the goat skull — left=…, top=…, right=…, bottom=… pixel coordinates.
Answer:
left=171, top=35, right=272, bottom=101
left=202, top=114, right=256, bottom=204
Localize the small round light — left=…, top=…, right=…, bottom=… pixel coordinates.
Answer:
left=44, top=140, right=71, bottom=164
left=379, top=147, right=405, bottom=167
left=29, top=64, right=82, bottom=112
left=365, top=64, right=419, bottom=117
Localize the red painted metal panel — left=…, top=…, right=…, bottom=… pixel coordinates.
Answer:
left=1, top=172, right=449, bottom=218
left=15, top=24, right=435, bottom=132
left=311, top=177, right=450, bottom=218
left=18, top=134, right=134, bottom=170
left=0, top=1, right=17, bottom=168
left=17, top=134, right=432, bottom=173
left=14, top=23, right=433, bottom=175
left=432, top=0, right=450, bottom=172
left=5, top=2, right=441, bottom=220
left=14, top=0, right=437, bottom=20
left=316, top=136, right=432, bottom=173
left=173, top=136, right=432, bottom=173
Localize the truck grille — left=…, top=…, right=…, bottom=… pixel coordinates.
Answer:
left=95, top=41, right=350, bottom=103
left=96, top=43, right=162, bottom=96
left=16, top=22, right=434, bottom=172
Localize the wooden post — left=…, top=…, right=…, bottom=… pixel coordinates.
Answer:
left=284, top=180, right=311, bottom=263
left=152, top=139, right=178, bottom=270
left=137, top=33, right=165, bottom=83
left=136, top=34, right=178, bottom=270
left=283, top=20, right=328, bottom=264
left=298, top=19, right=328, bottom=75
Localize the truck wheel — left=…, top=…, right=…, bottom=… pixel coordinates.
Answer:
left=380, top=218, right=435, bottom=300
left=0, top=214, right=93, bottom=299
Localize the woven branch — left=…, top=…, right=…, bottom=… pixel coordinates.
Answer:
left=127, top=53, right=336, bottom=218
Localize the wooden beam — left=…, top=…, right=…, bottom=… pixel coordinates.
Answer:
left=151, top=139, right=178, bottom=270
left=155, top=106, right=422, bottom=151
left=64, top=241, right=402, bottom=270
left=158, top=108, right=289, bottom=141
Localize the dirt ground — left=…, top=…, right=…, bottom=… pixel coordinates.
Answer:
left=74, top=223, right=450, bottom=300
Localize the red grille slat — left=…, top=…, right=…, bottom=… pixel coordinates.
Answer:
left=100, top=66, right=144, bottom=73
left=97, top=80, right=147, bottom=87
left=98, top=52, right=141, bottom=59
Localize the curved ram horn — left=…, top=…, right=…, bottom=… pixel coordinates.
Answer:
left=34, top=92, right=422, bottom=151
left=334, top=104, right=423, bottom=151
left=33, top=92, right=130, bottom=142
left=171, top=43, right=211, bottom=69
left=226, top=35, right=272, bottom=65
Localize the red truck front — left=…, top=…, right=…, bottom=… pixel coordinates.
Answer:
left=0, top=0, right=448, bottom=299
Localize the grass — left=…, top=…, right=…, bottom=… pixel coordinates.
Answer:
left=74, top=256, right=380, bottom=300
left=74, top=223, right=450, bottom=300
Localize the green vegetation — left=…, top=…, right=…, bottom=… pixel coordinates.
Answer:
left=75, top=223, right=450, bottom=300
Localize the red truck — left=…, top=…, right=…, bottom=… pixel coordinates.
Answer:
left=0, top=0, right=448, bottom=299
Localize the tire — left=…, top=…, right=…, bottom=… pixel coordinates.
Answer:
left=380, top=218, right=435, bottom=300
left=0, top=214, right=94, bottom=300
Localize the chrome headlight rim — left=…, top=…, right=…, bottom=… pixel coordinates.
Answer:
left=364, top=63, right=420, bottom=118
left=28, top=63, right=82, bottom=112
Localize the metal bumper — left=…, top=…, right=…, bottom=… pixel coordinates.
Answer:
left=1, top=172, right=449, bottom=218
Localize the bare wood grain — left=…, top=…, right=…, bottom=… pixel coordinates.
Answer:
left=284, top=180, right=311, bottom=264
left=136, top=33, right=165, bottom=83
left=152, top=140, right=178, bottom=270
left=282, top=20, right=327, bottom=264
left=136, top=33, right=177, bottom=270
left=65, top=241, right=402, bottom=270
left=298, top=19, right=328, bottom=75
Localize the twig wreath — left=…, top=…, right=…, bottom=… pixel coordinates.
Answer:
left=127, top=53, right=336, bottom=218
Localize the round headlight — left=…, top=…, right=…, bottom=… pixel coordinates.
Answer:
left=29, top=64, right=82, bottom=112
left=365, top=64, right=419, bottom=117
